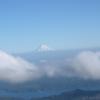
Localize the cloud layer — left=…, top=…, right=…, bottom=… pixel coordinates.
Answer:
left=0, top=50, right=40, bottom=83
left=73, top=51, right=100, bottom=79
left=0, top=50, right=100, bottom=83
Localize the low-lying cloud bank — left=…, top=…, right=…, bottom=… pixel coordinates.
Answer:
left=73, top=51, right=100, bottom=79
left=0, top=50, right=100, bottom=83
left=0, top=50, right=40, bottom=83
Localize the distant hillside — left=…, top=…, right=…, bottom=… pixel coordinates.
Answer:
left=32, top=89, right=100, bottom=100
left=0, top=89, right=100, bottom=100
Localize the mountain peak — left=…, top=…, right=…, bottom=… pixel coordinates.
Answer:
left=37, top=44, right=53, bottom=52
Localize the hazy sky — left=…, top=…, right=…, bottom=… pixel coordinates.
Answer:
left=0, top=0, right=100, bottom=53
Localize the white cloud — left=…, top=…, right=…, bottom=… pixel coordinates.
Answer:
left=0, top=50, right=100, bottom=83
left=39, top=51, right=100, bottom=80
left=0, top=50, right=40, bottom=83
left=73, top=51, right=100, bottom=80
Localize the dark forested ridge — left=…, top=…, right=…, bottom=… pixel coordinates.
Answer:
left=0, top=89, right=100, bottom=100
left=31, top=89, right=100, bottom=100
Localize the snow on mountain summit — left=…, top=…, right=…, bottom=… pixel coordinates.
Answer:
left=37, top=44, right=53, bottom=52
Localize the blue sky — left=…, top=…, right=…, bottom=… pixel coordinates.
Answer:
left=0, top=0, right=100, bottom=53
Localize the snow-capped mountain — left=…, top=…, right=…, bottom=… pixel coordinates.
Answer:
left=36, top=44, right=54, bottom=52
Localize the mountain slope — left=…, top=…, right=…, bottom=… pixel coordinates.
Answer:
left=32, top=89, right=100, bottom=100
